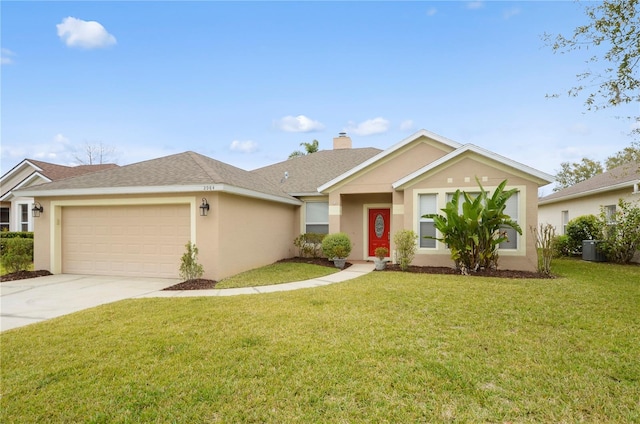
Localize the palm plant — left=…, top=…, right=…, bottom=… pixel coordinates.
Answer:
left=424, top=179, right=521, bottom=274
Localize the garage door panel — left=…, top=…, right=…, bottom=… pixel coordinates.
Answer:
left=62, top=204, right=190, bottom=278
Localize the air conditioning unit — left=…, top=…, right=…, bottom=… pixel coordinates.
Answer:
left=582, top=240, right=607, bottom=262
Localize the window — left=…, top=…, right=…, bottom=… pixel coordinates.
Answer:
left=20, top=204, right=29, bottom=231
left=0, top=207, right=8, bottom=231
left=499, top=193, right=518, bottom=249
left=418, top=194, right=437, bottom=248
left=562, top=210, right=569, bottom=235
left=604, top=204, right=617, bottom=223
left=305, top=202, right=328, bottom=234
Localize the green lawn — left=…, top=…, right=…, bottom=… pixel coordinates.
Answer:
left=1, top=259, right=639, bottom=423
left=216, top=262, right=339, bottom=288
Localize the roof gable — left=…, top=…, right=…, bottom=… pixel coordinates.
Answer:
left=539, top=161, right=639, bottom=205
left=392, top=144, right=554, bottom=190
left=1, top=159, right=118, bottom=200
left=318, top=129, right=461, bottom=192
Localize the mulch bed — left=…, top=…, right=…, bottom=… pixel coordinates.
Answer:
left=383, top=264, right=553, bottom=279
left=1, top=270, right=53, bottom=282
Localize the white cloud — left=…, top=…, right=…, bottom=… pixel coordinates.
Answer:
left=346, top=117, right=390, bottom=136
left=503, top=8, right=521, bottom=19
left=274, top=115, right=325, bottom=133
left=229, top=140, right=258, bottom=153
left=466, top=1, right=484, bottom=10
left=400, top=120, right=415, bottom=131
left=426, top=7, right=437, bottom=16
left=56, top=17, right=117, bottom=49
left=1, top=48, right=16, bottom=65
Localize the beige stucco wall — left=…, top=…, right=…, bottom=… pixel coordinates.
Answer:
left=538, top=188, right=639, bottom=235
left=212, top=192, right=297, bottom=280
left=31, top=192, right=298, bottom=280
left=327, top=148, right=544, bottom=272
left=397, top=155, right=541, bottom=272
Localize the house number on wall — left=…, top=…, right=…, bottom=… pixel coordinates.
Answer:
left=375, top=214, right=384, bottom=238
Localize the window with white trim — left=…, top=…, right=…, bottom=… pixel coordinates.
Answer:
left=19, top=204, right=29, bottom=232
left=0, top=207, right=9, bottom=231
left=561, top=210, right=569, bottom=235
left=499, top=193, right=518, bottom=249
left=418, top=194, right=437, bottom=248
left=305, top=202, right=328, bottom=234
left=604, top=204, right=616, bottom=223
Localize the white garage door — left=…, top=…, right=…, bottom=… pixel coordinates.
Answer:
left=62, top=204, right=191, bottom=278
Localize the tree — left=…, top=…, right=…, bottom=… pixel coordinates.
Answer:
left=288, top=139, right=319, bottom=159
left=605, top=140, right=640, bottom=169
left=544, top=0, right=640, bottom=132
left=74, top=141, right=118, bottom=165
left=554, top=158, right=604, bottom=191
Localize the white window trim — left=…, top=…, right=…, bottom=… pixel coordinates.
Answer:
left=413, top=186, right=527, bottom=256
left=15, top=201, right=32, bottom=232
left=417, top=193, right=438, bottom=250
left=302, top=199, right=329, bottom=234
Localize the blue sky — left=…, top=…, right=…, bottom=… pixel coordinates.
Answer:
left=2, top=1, right=638, bottom=192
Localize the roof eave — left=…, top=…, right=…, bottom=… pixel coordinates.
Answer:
left=15, top=184, right=302, bottom=206
left=392, top=144, right=554, bottom=190
left=538, top=181, right=637, bottom=205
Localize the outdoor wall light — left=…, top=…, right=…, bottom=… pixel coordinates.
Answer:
left=200, top=198, right=210, bottom=216
left=32, top=202, right=44, bottom=218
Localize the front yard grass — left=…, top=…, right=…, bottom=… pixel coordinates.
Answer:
left=215, top=262, right=339, bottom=289
left=1, top=259, right=639, bottom=422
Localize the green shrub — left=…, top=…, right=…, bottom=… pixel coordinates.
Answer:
left=179, top=242, right=204, bottom=281
left=565, top=215, right=601, bottom=253
left=0, top=232, right=34, bottom=256
left=552, top=235, right=572, bottom=258
left=321, top=233, right=352, bottom=259
left=1, top=238, right=34, bottom=273
left=597, top=199, right=640, bottom=264
left=293, top=233, right=325, bottom=258
left=393, top=230, right=418, bottom=271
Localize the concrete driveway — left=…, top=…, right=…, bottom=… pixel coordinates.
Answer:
left=1, top=274, right=179, bottom=332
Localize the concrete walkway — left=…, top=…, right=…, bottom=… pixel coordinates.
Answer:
left=1, top=263, right=374, bottom=332
left=138, top=262, right=375, bottom=298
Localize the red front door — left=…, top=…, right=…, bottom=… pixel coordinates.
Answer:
left=368, top=208, right=390, bottom=257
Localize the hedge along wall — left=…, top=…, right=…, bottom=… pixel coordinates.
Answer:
left=1, top=232, right=34, bottom=257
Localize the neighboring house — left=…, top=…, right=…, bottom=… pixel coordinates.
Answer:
left=15, top=130, right=553, bottom=280
left=538, top=162, right=640, bottom=235
left=1, top=159, right=118, bottom=232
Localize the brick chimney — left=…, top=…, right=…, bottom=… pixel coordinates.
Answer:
left=333, top=132, right=352, bottom=150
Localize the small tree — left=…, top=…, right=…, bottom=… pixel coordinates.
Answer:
left=565, top=215, right=601, bottom=254
left=393, top=230, right=417, bottom=271
left=597, top=199, right=640, bottom=264
left=531, top=224, right=556, bottom=275
left=179, top=242, right=204, bottom=281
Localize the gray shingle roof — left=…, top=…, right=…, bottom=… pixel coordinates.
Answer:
left=22, top=152, right=298, bottom=201
left=251, top=148, right=382, bottom=194
left=28, top=159, right=119, bottom=181
left=540, top=161, right=640, bottom=204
